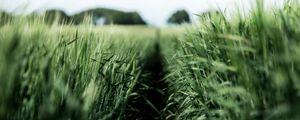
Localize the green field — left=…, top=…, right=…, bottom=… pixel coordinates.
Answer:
left=1, top=1, right=300, bottom=120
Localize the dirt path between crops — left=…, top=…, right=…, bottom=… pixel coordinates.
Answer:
left=124, top=30, right=168, bottom=120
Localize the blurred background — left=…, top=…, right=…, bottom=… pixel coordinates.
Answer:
left=0, top=0, right=286, bottom=26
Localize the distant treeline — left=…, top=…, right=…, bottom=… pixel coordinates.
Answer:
left=0, top=8, right=146, bottom=25
left=44, top=8, right=147, bottom=25
left=0, top=8, right=192, bottom=25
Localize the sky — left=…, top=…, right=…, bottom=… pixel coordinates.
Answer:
left=0, top=0, right=287, bottom=26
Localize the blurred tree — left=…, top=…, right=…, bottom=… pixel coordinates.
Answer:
left=43, top=8, right=147, bottom=25
left=44, top=10, right=72, bottom=25
left=0, top=12, right=13, bottom=26
left=82, top=8, right=146, bottom=25
left=167, top=9, right=190, bottom=24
